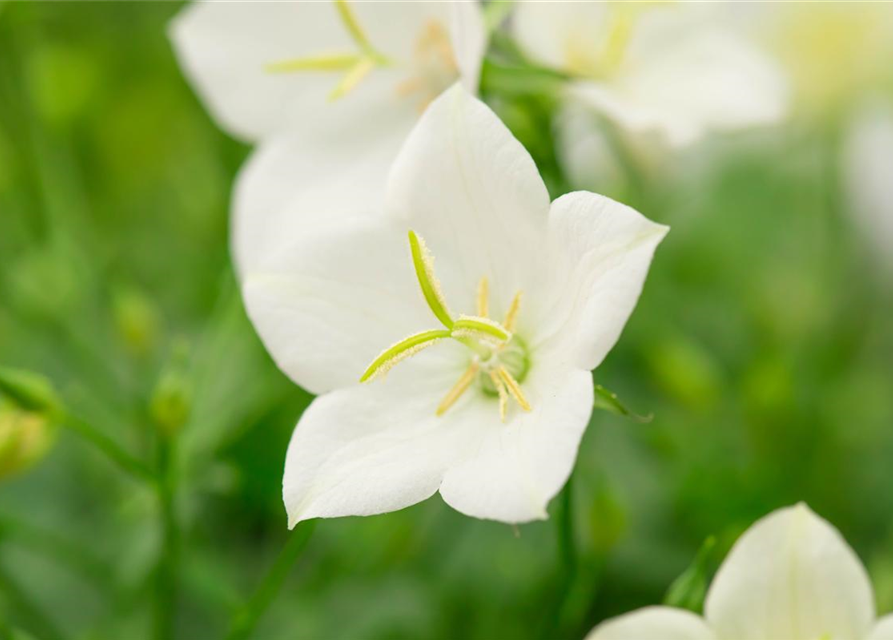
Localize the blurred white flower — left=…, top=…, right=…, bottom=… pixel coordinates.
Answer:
left=843, top=102, right=893, bottom=277
left=737, top=3, right=893, bottom=117
left=513, top=2, right=788, bottom=148
left=242, top=85, right=667, bottom=526
left=170, top=0, right=486, bottom=275
left=588, top=503, right=893, bottom=640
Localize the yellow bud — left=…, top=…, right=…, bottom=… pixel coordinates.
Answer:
left=0, top=400, right=56, bottom=480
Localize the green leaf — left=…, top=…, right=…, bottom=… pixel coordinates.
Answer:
left=663, top=536, right=717, bottom=613
left=592, top=384, right=652, bottom=423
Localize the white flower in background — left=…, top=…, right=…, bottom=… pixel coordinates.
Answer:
left=242, top=85, right=667, bottom=525
left=734, top=2, right=893, bottom=117
left=588, top=504, right=893, bottom=640
left=170, top=0, right=486, bottom=275
left=512, top=2, right=788, bottom=148
left=843, top=102, right=893, bottom=277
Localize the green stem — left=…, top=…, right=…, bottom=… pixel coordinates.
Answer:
left=540, top=476, right=577, bottom=640
left=557, top=476, right=577, bottom=575
left=479, top=58, right=568, bottom=98
left=153, top=437, right=179, bottom=640
left=0, top=556, right=65, bottom=640
left=225, top=521, right=317, bottom=640
left=62, top=412, right=154, bottom=482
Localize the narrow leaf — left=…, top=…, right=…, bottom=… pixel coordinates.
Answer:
left=592, top=384, right=652, bottom=423
left=663, top=536, right=717, bottom=613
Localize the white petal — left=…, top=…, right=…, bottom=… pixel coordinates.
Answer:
left=867, top=615, right=893, bottom=640
left=842, top=101, right=893, bottom=276
left=512, top=1, right=608, bottom=73
left=533, top=192, right=668, bottom=371
left=386, top=84, right=552, bottom=318
left=439, top=354, right=593, bottom=523
left=232, top=121, right=408, bottom=276
left=554, top=102, right=627, bottom=193
left=586, top=606, right=716, bottom=640
left=242, top=217, right=437, bottom=396
left=169, top=1, right=449, bottom=142
left=574, top=27, right=787, bottom=147
left=450, top=1, right=487, bottom=93
left=284, top=341, right=592, bottom=526
left=704, top=503, right=876, bottom=640
left=283, top=341, right=473, bottom=526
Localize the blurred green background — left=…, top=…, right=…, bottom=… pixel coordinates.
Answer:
left=1, top=3, right=893, bottom=640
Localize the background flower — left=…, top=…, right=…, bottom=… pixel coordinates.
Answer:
left=842, top=101, right=893, bottom=278
left=512, top=2, right=788, bottom=148
left=170, top=1, right=486, bottom=276
left=589, top=504, right=893, bottom=640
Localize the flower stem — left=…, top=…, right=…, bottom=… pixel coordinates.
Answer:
left=225, top=521, right=317, bottom=640
left=539, top=475, right=577, bottom=640
left=153, top=436, right=179, bottom=640
left=557, top=475, right=577, bottom=575
left=62, top=411, right=154, bottom=482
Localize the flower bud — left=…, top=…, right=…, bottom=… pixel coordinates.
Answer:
left=113, top=287, right=161, bottom=357
left=0, top=400, right=56, bottom=480
left=149, top=343, right=192, bottom=438
left=150, top=371, right=192, bottom=438
left=0, top=366, right=62, bottom=417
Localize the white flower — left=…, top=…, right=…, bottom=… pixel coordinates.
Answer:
left=241, top=85, right=667, bottom=526
left=512, top=2, right=788, bottom=148
left=730, top=3, right=893, bottom=116
left=169, top=0, right=486, bottom=275
left=588, top=503, right=893, bottom=640
left=843, top=101, right=893, bottom=277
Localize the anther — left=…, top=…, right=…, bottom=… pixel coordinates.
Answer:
left=497, top=366, right=532, bottom=412
left=477, top=277, right=489, bottom=318
left=504, top=291, right=522, bottom=333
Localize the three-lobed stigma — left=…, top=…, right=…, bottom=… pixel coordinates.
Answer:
left=264, top=0, right=458, bottom=107
left=360, top=231, right=532, bottom=422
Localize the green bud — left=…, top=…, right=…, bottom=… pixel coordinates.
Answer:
left=664, top=536, right=717, bottom=613
left=0, top=400, right=57, bottom=480
left=149, top=351, right=192, bottom=438
left=113, top=287, right=161, bottom=357
left=0, top=366, right=62, bottom=416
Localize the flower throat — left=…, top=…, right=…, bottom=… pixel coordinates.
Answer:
left=360, top=231, right=531, bottom=422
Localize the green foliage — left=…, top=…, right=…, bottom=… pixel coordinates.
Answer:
left=0, top=3, right=892, bottom=640
left=663, top=536, right=716, bottom=613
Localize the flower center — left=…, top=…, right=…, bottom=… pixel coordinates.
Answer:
left=265, top=1, right=458, bottom=107
left=359, top=231, right=533, bottom=422
left=395, top=20, right=460, bottom=113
